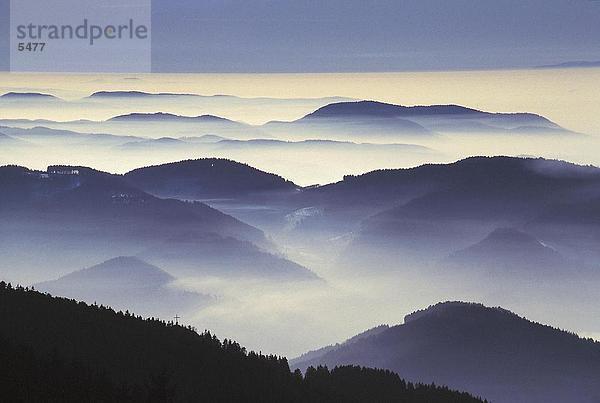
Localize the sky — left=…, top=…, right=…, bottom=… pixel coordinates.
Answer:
left=1, top=0, right=600, bottom=72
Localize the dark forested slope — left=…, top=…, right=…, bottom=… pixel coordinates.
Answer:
left=0, top=283, right=484, bottom=402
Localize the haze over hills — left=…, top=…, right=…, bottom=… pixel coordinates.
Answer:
left=264, top=101, right=435, bottom=141
left=0, top=284, right=485, bottom=402
left=108, top=112, right=240, bottom=124
left=0, top=164, right=312, bottom=284
left=88, top=91, right=206, bottom=99
left=0, top=122, right=441, bottom=185
left=291, top=301, right=600, bottom=403
left=0, top=99, right=575, bottom=150
left=0, top=132, right=27, bottom=146
left=269, top=156, right=600, bottom=279
left=118, top=137, right=189, bottom=150
left=0, top=92, right=62, bottom=101
left=264, top=101, right=570, bottom=141
left=35, top=256, right=211, bottom=316
left=139, top=232, right=318, bottom=280
left=0, top=126, right=142, bottom=146
left=86, top=91, right=352, bottom=103
left=536, top=61, right=600, bottom=69
left=442, top=228, right=579, bottom=277
left=101, top=112, right=267, bottom=140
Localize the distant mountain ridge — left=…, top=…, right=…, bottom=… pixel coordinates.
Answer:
left=124, top=158, right=298, bottom=200
left=443, top=228, right=577, bottom=276
left=0, top=164, right=314, bottom=283
left=34, top=256, right=210, bottom=316
left=291, top=301, right=600, bottom=403
left=86, top=91, right=353, bottom=103
left=88, top=91, right=205, bottom=98
left=263, top=100, right=569, bottom=141
left=536, top=61, right=600, bottom=69
left=304, top=101, right=484, bottom=119
left=108, top=112, right=239, bottom=123
left=304, top=101, right=555, bottom=123
left=0, top=92, right=61, bottom=100
left=38, top=256, right=174, bottom=288
left=302, top=101, right=561, bottom=131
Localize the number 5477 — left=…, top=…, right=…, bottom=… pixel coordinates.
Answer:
left=18, top=42, right=46, bottom=52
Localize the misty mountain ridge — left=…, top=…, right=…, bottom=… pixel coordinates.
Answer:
left=88, top=91, right=208, bottom=99
left=263, top=101, right=570, bottom=141
left=87, top=91, right=352, bottom=103
left=0, top=92, right=62, bottom=101
left=1, top=164, right=318, bottom=283
left=37, top=256, right=174, bottom=288
left=291, top=301, right=600, bottom=403
left=124, top=158, right=298, bottom=200
left=302, top=101, right=562, bottom=130
left=0, top=126, right=142, bottom=146
left=34, top=256, right=211, bottom=316
left=108, top=112, right=241, bottom=124
left=180, top=134, right=230, bottom=143
left=300, top=156, right=600, bottom=215
left=139, top=231, right=318, bottom=280
left=117, top=137, right=189, bottom=150
left=304, top=102, right=486, bottom=119
left=296, top=156, right=600, bottom=273
left=0, top=132, right=28, bottom=146
left=443, top=227, right=579, bottom=277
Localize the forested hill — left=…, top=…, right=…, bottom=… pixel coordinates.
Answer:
left=0, top=282, right=485, bottom=402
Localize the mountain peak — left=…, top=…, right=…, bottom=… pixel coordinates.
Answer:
left=404, top=301, right=513, bottom=324
left=304, top=101, right=484, bottom=119
left=1, top=92, right=60, bottom=100
left=42, top=256, right=175, bottom=288
left=124, top=158, right=297, bottom=199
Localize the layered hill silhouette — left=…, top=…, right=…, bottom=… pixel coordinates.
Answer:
left=0, top=92, right=62, bottom=101
left=0, top=283, right=485, bottom=402
left=109, top=112, right=239, bottom=124
left=88, top=91, right=206, bottom=99
left=104, top=112, right=267, bottom=140
left=291, top=301, right=600, bottom=403
left=295, top=157, right=600, bottom=271
left=125, top=158, right=298, bottom=200
left=442, top=228, right=578, bottom=277
left=301, top=101, right=562, bottom=130
left=0, top=132, right=27, bottom=146
left=35, top=257, right=210, bottom=316
left=86, top=91, right=351, bottom=104
left=0, top=164, right=311, bottom=283
left=263, top=101, right=570, bottom=141
left=139, top=232, right=317, bottom=280
left=264, top=101, right=434, bottom=141
left=0, top=125, right=141, bottom=146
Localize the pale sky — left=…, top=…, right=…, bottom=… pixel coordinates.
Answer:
left=1, top=0, right=600, bottom=72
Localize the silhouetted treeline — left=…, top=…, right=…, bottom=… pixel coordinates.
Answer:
left=0, top=282, right=485, bottom=402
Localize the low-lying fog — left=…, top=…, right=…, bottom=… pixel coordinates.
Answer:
left=172, top=262, right=600, bottom=357
left=1, top=69, right=600, bottom=357
left=1, top=132, right=599, bottom=186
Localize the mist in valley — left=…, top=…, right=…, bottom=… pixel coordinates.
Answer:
left=2, top=70, right=600, bottom=362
